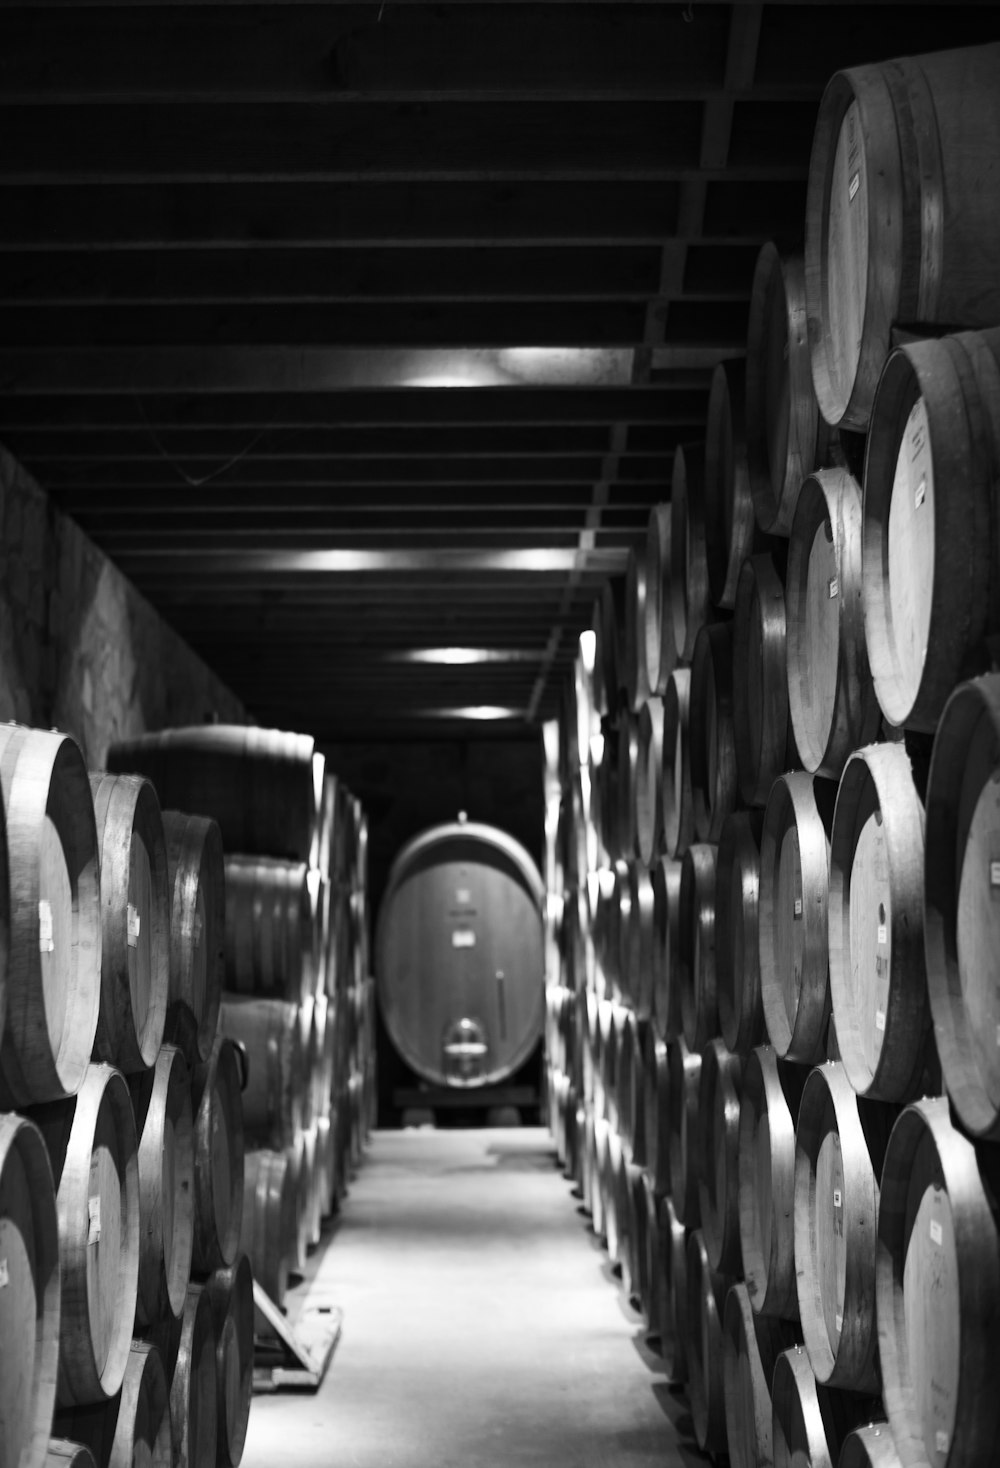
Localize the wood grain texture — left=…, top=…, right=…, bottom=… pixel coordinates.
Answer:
left=644, top=502, right=675, bottom=698
left=686, top=1228, right=731, bottom=1456
left=738, top=1044, right=805, bottom=1322
left=733, top=553, right=793, bottom=808
left=678, top=843, right=718, bottom=1053
left=667, top=1034, right=701, bottom=1227
left=722, top=1281, right=799, bottom=1468
left=690, top=621, right=739, bottom=844
left=203, top=1255, right=253, bottom=1468
left=129, top=1044, right=193, bottom=1327
left=662, top=669, right=695, bottom=860
left=670, top=443, right=712, bottom=663
left=697, top=1038, right=743, bottom=1276
left=162, top=812, right=224, bottom=1065
left=716, top=810, right=766, bottom=1054
left=190, top=1037, right=245, bottom=1276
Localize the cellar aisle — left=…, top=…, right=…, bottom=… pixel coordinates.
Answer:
left=241, top=1128, right=697, bottom=1468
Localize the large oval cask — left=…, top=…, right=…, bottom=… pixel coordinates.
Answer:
left=733, top=554, right=793, bottom=808
left=203, top=1256, right=253, bottom=1468
left=686, top=1229, right=730, bottom=1456
left=129, top=1044, right=193, bottom=1326
left=698, top=1039, right=743, bottom=1276
left=224, top=857, right=316, bottom=1009
left=690, top=622, right=738, bottom=845
left=644, top=503, right=675, bottom=697
left=705, top=359, right=761, bottom=610
left=190, top=1037, right=245, bottom=1275
left=670, top=445, right=712, bottom=663
left=739, top=1046, right=805, bottom=1322
left=716, top=811, right=766, bottom=1055
left=722, top=1281, right=799, bottom=1468
left=162, top=812, right=224, bottom=1064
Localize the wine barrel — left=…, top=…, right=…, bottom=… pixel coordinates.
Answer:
left=863, top=327, right=1000, bottom=733
left=716, top=811, right=766, bottom=1055
left=678, top=843, right=718, bottom=1054
left=924, top=674, right=1000, bottom=1138
left=57, top=1342, right=171, bottom=1468
left=31, top=1064, right=139, bottom=1407
left=169, top=1285, right=217, bottom=1468
left=623, top=863, right=654, bottom=1024
left=0, top=1114, right=60, bottom=1468
left=651, top=857, right=682, bottom=1042
left=219, top=995, right=305, bottom=1149
left=667, top=1035, right=701, bottom=1226
left=722, top=1282, right=799, bottom=1468
left=635, top=696, right=664, bottom=866
left=315, top=1110, right=337, bottom=1221
left=805, top=44, right=1000, bottom=431
left=241, top=1149, right=296, bottom=1308
left=772, top=1346, right=872, bottom=1468
left=107, top=724, right=322, bottom=865
left=642, top=1025, right=669, bottom=1196
left=603, top=1127, right=622, bottom=1267
left=204, top=1257, right=253, bottom=1468
left=162, top=812, right=224, bottom=1064
left=786, top=469, right=880, bottom=777
left=642, top=1174, right=660, bottom=1334
left=616, top=711, right=641, bottom=863
left=644, top=503, right=675, bottom=697
left=592, top=578, right=626, bottom=718
left=591, top=1115, right=609, bottom=1242
left=670, top=444, right=712, bottom=663
left=0, top=725, right=100, bottom=1106
left=286, top=1127, right=312, bottom=1273
left=129, top=1044, right=193, bottom=1326
left=624, top=546, right=652, bottom=713
left=759, top=773, right=837, bottom=1064
left=705, top=359, right=761, bottom=610
left=224, top=856, right=316, bottom=1009
left=661, top=669, right=695, bottom=860
left=733, top=553, right=794, bottom=808
left=45, top=1442, right=96, bottom=1468
left=190, top=1037, right=245, bottom=1275
left=690, top=622, right=738, bottom=844
left=876, top=1097, right=1000, bottom=1468
left=616, top=1148, right=641, bottom=1303
left=746, top=243, right=835, bottom=535
left=698, top=1039, right=743, bottom=1276
left=658, top=1195, right=689, bottom=1385
left=613, top=1007, right=635, bottom=1155
left=839, top=1424, right=904, bottom=1468
left=739, top=1046, right=805, bottom=1322
left=686, top=1228, right=730, bottom=1456
left=375, top=822, right=544, bottom=1089
left=794, top=1062, right=894, bottom=1392
left=89, top=773, right=170, bottom=1075
left=828, top=743, right=927, bottom=1101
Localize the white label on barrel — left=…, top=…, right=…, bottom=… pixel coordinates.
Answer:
left=38, top=899, right=54, bottom=954
left=833, top=1189, right=842, bottom=1208
left=793, top=897, right=803, bottom=919
left=127, top=903, right=141, bottom=947
left=875, top=1009, right=886, bottom=1032
left=915, top=476, right=926, bottom=509
left=936, top=1432, right=949, bottom=1454
left=877, top=924, right=887, bottom=945
left=452, top=929, right=476, bottom=949
left=88, top=1196, right=101, bottom=1245
left=835, top=1312, right=842, bottom=1332
left=849, top=170, right=860, bottom=202
left=990, top=860, right=1000, bottom=888
left=0, top=1259, right=8, bottom=1288
left=828, top=576, right=839, bottom=599
left=456, top=888, right=471, bottom=906
left=930, top=1218, right=943, bottom=1246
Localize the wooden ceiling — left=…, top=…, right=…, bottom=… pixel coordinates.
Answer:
left=0, top=1, right=995, bottom=740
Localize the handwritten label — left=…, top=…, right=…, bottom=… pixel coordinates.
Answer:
left=88, top=1196, right=101, bottom=1245
left=828, top=577, right=839, bottom=600
left=915, top=477, right=926, bottom=509
left=875, top=1010, right=886, bottom=1032
left=127, top=903, right=141, bottom=948
left=452, top=929, right=476, bottom=949
left=833, top=1189, right=842, bottom=1209
left=930, top=1219, right=943, bottom=1246
left=991, top=860, right=1000, bottom=888
left=849, top=171, right=860, bottom=202
left=877, top=924, right=887, bottom=946
left=0, top=1258, right=8, bottom=1288
left=38, top=899, right=54, bottom=954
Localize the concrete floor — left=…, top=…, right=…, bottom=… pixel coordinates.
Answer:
left=241, top=1128, right=704, bottom=1468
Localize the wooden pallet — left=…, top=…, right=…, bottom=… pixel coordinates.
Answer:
left=251, top=1282, right=343, bottom=1393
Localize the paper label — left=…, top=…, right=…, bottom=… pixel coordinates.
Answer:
left=875, top=1010, right=886, bottom=1032
left=452, top=929, right=476, bottom=949
left=833, top=1189, right=842, bottom=1209
left=38, top=899, right=54, bottom=954
left=0, top=1258, right=8, bottom=1288
left=793, top=897, right=803, bottom=920
left=88, top=1196, right=101, bottom=1245
left=849, top=170, right=860, bottom=202
left=936, top=1432, right=949, bottom=1455
left=915, top=477, right=926, bottom=509
left=127, top=903, right=141, bottom=948
left=828, top=577, right=839, bottom=599
left=990, top=860, right=1000, bottom=888
left=877, top=924, right=887, bottom=945
left=930, top=1219, right=943, bottom=1246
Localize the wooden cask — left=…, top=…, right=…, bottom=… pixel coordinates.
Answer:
left=924, top=674, right=1000, bottom=1138
left=746, top=243, right=835, bottom=536
left=828, top=744, right=927, bottom=1101
left=286, top=1128, right=312, bottom=1273
left=794, top=1063, right=894, bottom=1393
left=670, top=444, right=712, bottom=663
left=190, top=1037, right=245, bottom=1275
left=625, top=865, right=654, bottom=1025
left=0, top=725, right=101, bottom=1106
left=661, top=669, right=695, bottom=861
left=635, top=696, right=664, bottom=867
left=805, top=44, right=1000, bottom=431
left=650, top=857, right=682, bottom=1042
left=89, top=773, right=170, bottom=1075
left=57, top=1342, right=171, bottom=1468
left=224, top=857, right=316, bottom=1009
left=678, top=843, right=718, bottom=1054
left=658, top=1195, right=688, bottom=1385
left=759, top=773, right=837, bottom=1064
left=690, top=622, right=738, bottom=845
left=839, top=1424, right=903, bottom=1468
left=771, top=1347, right=872, bottom=1468
left=644, top=502, right=675, bottom=697
left=613, top=1007, right=635, bottom=1156
left=591, top=578, right=625, bottom=719
left=739, top=1046, right=805, bottom=1322
left=642, top=1173, right=660, bottom=1334
left=108, top=724, right=322, bottom=865
left=616, top=712, right=641, bottom=864
left=241, top=1149, right=295, bottom=1309
left=642, top=1025, right=669, bottom=1196
left=876, top=1097, right=1000, bottom=1468
left=203, top=1257, right=253, bottom=1468
left=722, top=1281, right=799, bottom=1468
left=705, top=359, right=761, bottom=610
left=863, top=327, right=1000, bottom=732
left=0, top=1114, right=60, bottom=1468
left=591, top=1116, right=609, bottom=1242
left=698, top=1039, right=743, bottom=1275
left=667, top=1034, right=701, bottom=1226
left=624, top=546, right=652, bottom=713
left=45, top=1443, right=96, bottom=1468
left=162, top=813, right=224, bottom=1065
left=219, top=996, right=305, bottom=1150
left=716, top=811, right=766, bottom=1055
left=786, top=470, right=880, bottom=777
left=686, top=1228, right=730, bottom=1456
left=733, top=554, right=793, bottom=808
left=617, top=1149, right=642, bottom=1304
left=168, top=1285, right=217, bottom=1468
left=602, top=1127, right=622, bottom=1267
left=129, top=1044, right=194, bottom=1326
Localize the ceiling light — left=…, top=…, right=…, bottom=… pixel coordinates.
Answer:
left=395, top=647, right=537, bottom=666
left=416, top=706, right=522, bottom=721
left=579, top=629, right=597, bottom=675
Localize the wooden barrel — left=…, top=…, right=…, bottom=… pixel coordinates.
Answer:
left=204, top=1256, right=253, bottom=1468
left=286, top=1128, right=312, bottom=1273
left=644, top=502, right=675, bottom=697
left=190, top=1037, right=245, bottom=1275
left=698, top=1039, right=743, bottom=1276
left=0, top=1114, right=60, bottom=1468
left=129, top=1044, right=193, bottom=1327
left=615, top=1147, right=641, bottom=1303
left=658, top=1195, right=689, bottom=1385
left=642, top=1025, right=669, bottom=1196
left=635, top=696, right=664, bottom=866
left=169, top=1285, right=217, bottom=1468
left=839, top=1424, right=904, bottom=1468
left=786, top=469, right=880, bottom=776
left=57, top=1342, right=171, bottom=1468
left=772, top=1346, right=872, bottom=1468
left=686, top=1228, right=730, bottom=1455
left=0, top=725, right=101, bottom=1106
left=759, top=773, right=837, bottom=1063
left=591, top=1116, right=609, bottom=1242
left=805, top=44, right=1000, bottom=431
left=733, top=553, right=793, bottom=808
left=629, top=1020, right=649, bottom=1168
left=661, top=669, right=695, bottom=860
left=616, top=711, right=641, bottom=862
left=30, top=1064, right=139, bottom=1407
left=220, top=995, right=305, bottom=1149
left=224, top=856, right=316, bottom=1009
left=722, top=1282, right=799, bottom=1468
left=241, top=1149, right=296, bottom=1308
left=863, top=327, right=1000, bottom=733
left=739, top=1046, right=805, bottom=1322
left=876, top=1097, right=1000, bottom=1468
left=828, top=743, right=927, bottom=1101
left=45, top=1442, right=96, bottom=1468
left=651, top=857, right=682, bottom=1042
left=613, top=1008, right=635, bottom=1155
left=108, top=724, right=322, bottom=864
left=603, top=1127, right=622, bottom=1266
left=624, top=546, right=652, bottom=713
left=678, top=843, right=718, bottom=1054
left=716, top=811, right=766, bottom=1055
left=89, top=773, right=170, bottom=1075
left=924, top=674, right=1000, bottom=1139
left=794, top=1062, right=894, bottom=1392
left=670, top=444, right=712, bottom=663
left=667, top=1035, right=701, bottom=1226
left=690, top=622, right=738, bottom=844
left=642, top=1173, right=660, bottom=1334
left=623, top=862, right=654, bottom=1024
left=162, top=812, right=224, bottom=1064
left=592, top=578, right=626, bottom=718
left=705, top=358, right=762, bottom=610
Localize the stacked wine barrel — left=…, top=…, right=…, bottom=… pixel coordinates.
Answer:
left=545, top=38, right=1000, bottom=1468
